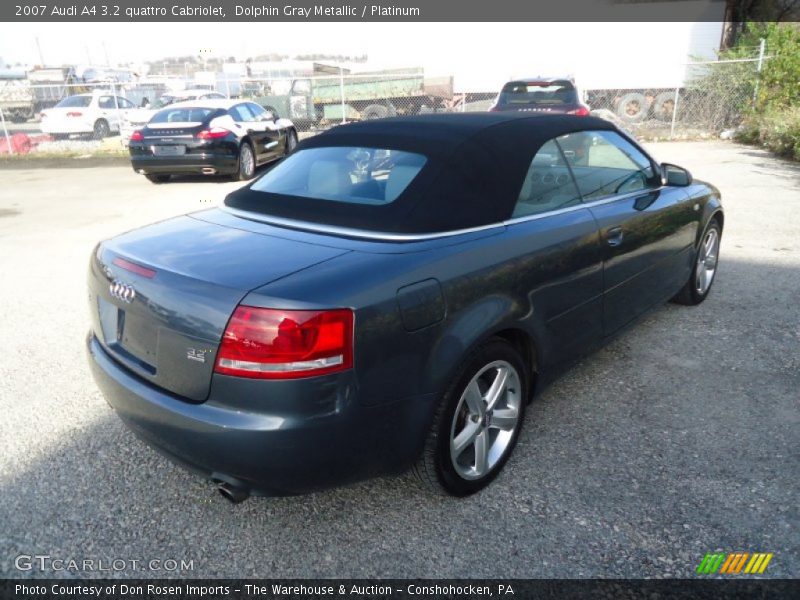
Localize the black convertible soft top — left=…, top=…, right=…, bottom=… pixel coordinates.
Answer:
left=224, top=113, right=618, bottom=234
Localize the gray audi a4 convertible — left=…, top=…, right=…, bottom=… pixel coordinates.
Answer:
left=87, top=113, right=723, bottom=500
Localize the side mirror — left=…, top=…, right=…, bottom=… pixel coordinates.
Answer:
left=263, top=111, right=276, bottom=121
left=662, top=163, right=692, bottom=186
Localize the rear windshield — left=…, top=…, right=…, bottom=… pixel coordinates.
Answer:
left=55, top=96, right=92, bottom=108
left=150, top=107, right=217, bottom=123
left=154, top=95, right=181, bottom=108
left=250, top=147, right=427, bottom=205
left=499, top=81, right=578, bottom=106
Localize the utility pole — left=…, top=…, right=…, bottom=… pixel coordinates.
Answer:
left=34, top=36, right=45, bottom=66
left=753, top=37, right=766, bottom=108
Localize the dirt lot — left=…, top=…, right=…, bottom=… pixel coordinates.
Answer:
left=0, top=141, right=797, bottom=578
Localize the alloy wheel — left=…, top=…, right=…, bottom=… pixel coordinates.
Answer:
left=695, top=228, right=719, bottom=295
left=449, top=360, right=522, bottom=480
left=240, top=144, right=255, bottom=178
left=286, top=131, right=297, bottom=153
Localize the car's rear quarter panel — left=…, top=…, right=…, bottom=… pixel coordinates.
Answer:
left=245, top=206, right=605, bottom=415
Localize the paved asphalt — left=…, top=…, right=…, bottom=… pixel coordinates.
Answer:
left=0, top=141, right=797, bottom=578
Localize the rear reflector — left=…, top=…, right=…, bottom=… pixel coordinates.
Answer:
left=197, top=127, right=230, bottom=140
left=112, top=257, right=156, bottom=279
left=215, top=306, right=354, bottom=379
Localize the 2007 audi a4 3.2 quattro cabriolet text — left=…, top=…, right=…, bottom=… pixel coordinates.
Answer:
left=87, top=113, right=723, bottom=501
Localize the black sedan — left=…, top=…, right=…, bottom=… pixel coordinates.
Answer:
left=87, top=113, right=723, bottom=500
left=128, top=99, right=298, bottom=183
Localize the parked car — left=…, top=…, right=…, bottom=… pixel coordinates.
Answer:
left=88, top=113, right=723, bottom=501
left=120, top=89, right=227, bottom=143
left=489, top=77, right=590, bottom=116
left=127, top=99, right=298, bottom=183
left=40, top=92, right=136, bottom=139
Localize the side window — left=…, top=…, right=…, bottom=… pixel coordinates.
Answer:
left=560, top=131, right=656, bottom=200
left=116, top=97, right=134, bottom=109
left=512, top=139, right=582, bottom=218
left=229, top=104, right=254, bottom=122
left=98, top=96, right=116, bottom=109
left=247, top=102, right=268, bottom=120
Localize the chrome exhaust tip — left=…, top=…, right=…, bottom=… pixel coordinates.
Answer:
left=215, top=480, right=249, bottom=503
left=201, top=167, right=217, bottom=175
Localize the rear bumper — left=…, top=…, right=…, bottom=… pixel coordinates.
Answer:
left=130, top=153, right=238, bottom=175
left=86, top=333, right=434, bottom=495
left=41, top=120, right=93, bottom=134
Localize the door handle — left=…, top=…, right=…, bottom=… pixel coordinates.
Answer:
left=605, top=227, right=624, bottom=247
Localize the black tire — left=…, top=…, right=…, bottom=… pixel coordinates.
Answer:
left=92, top=119, right=110, bottom=140
left=413, top=338, right=528, bottom=496
left=362, top=104, right=390, bottom=120
left=672, top=219, right=721, bottom=306
left=616, top=92, right=648, bottom=123
left=653, top=91, right=677, bottom=122
left=145, top=174, right=170, bottom=184
left=235, top=142, right=256, bottom=181
left=285, top=128, right=298, bottom=154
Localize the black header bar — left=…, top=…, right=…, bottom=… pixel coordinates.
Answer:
left=2, top=0, right=737, bottom=23
left=2, top=579, right=799, bottom=600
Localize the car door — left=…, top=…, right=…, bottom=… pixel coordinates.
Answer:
left=97, top=95, right=119, bottom=129
left=561, top=130, right=695, bottom=334
left=507, top=138, right=605, bottom=365
left=113, top=96, right=135, bottom=131
left=228, top=103, right=266, bottom=162
left=247, top=102, right=283, bottom=161
left=229, top=103, right=274, bottom=164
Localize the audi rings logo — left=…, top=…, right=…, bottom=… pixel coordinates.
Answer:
left=110, top=280, right=136, bottom=303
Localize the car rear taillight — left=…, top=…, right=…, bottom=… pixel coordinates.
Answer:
left=567, top=106, right=591, bottom=116
left=214, top=306, right=354, bottom=379
left=129, top=130, right=144, bottom=142
left=196, top=127, right=230, bottom=140
left=66, top=111, right=83, bottom=117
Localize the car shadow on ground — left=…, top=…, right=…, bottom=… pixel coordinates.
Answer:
left=734, top=150, right=800, bottom=180
left=157, top=174, right=235, bottom=185
left=158, top=162, right=277, bottom=185
left=1, top=257, right=797, bottom=578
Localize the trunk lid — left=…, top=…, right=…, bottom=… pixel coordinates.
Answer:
left=88, top=215, right=349, bottom=402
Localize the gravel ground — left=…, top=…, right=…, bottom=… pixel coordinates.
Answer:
left=0, top=142, right=797, bottom=579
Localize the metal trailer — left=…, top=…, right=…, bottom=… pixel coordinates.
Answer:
left=0, top=72, right=35, bottom=123
left=252, top=68, right=454, bottom=129
left=27, top=67, right=87, bottom=114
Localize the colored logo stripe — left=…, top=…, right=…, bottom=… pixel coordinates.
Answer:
left=696, top=553, right=726, bottom=574
left=697, top=552, right=773, bottom=575
left=744, top=553, right=773, bottom=574
left=720, top=553, right=749, bottom=573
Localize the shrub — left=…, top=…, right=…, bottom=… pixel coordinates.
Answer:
left=736, top=108, right=800, bottom=161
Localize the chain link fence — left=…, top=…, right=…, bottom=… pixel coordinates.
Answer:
left=584, top=57, right=765, bottom=139
left=0, top=56, right=769, bottom=154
